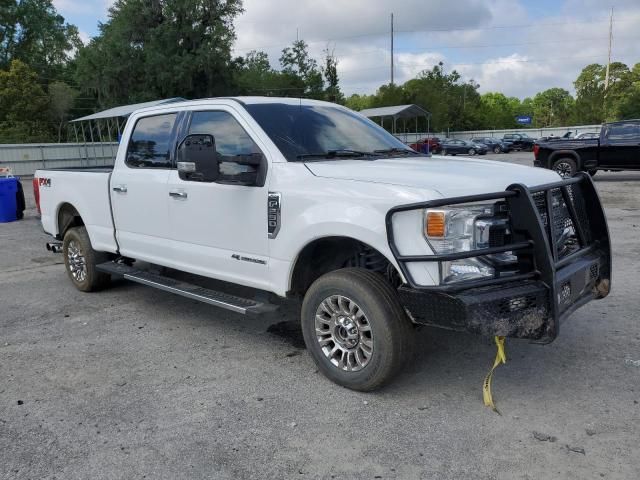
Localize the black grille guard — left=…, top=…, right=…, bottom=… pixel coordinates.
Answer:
left=385, top=172, right=612, bottom=341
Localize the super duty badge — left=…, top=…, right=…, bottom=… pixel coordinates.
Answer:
left=268, top=192, right=281, bottom=239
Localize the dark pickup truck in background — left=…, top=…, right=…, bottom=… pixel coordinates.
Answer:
left=534, top=119, right=640, bottom=178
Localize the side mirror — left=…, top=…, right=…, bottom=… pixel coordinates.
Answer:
left=177, top=134, right=218, bottom=182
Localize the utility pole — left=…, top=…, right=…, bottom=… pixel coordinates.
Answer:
left=604, top=7, right=613, bottom=91
left=390, top=13, right=394, bottom=85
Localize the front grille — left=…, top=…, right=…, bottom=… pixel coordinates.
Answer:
left=531, top=186, right=589, bottom=260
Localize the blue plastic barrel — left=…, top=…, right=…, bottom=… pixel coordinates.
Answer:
left=0, top=177, right=18, bottom=223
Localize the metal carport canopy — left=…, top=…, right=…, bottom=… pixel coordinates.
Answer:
left=70, top=97, right=185, bottom=122
left=358, top=104, right=430, bottom=119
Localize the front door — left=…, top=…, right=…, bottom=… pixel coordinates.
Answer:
left=110, top=112, right=179, bottom=264
left=166, top=108, right=271, bottom=291
left=599, top=122, right=640, bottom=169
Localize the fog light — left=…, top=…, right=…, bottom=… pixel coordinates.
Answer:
left=442, top=258, right=494, bottom=284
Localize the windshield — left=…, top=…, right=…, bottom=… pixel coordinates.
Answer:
left=245, top=103, right=417, bottom=161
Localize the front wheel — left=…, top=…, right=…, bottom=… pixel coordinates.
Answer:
left=493, top=146, right=501, bottom=154
left=301, top=268, right=414, bottom=391
left=441, top=148, right=447, bottom=156
left=63, top=226, right=110, bottom=292
left=468, top=148, right=476, bottom=156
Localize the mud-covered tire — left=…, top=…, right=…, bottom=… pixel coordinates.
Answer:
left=552, top=157, right=577, bottom=179
left=62, top=226, right=110, bottom=292
left=301, top=268, right=414, bottom=391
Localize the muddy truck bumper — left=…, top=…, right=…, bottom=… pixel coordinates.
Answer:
left=386, top=173, right=611, bottom=343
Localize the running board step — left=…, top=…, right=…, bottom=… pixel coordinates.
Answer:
left=96, top=262, right=278, bottom=315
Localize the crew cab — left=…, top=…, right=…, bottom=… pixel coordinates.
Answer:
left=534, top=119, right=640, bottom=177
left=34, top=97, right=611, bottom=391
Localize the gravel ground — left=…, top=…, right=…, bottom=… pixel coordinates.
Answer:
left=1, top=153, right=639, bottom=479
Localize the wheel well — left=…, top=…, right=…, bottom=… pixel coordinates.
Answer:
left=288, top=237, right=399, bottom=296
left=550, top=151, right=581, bottom=168
left=57, top=203, right=84, bottom=239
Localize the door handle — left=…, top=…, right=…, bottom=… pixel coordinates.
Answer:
left=169, top=191, right=188, bottom=199
left=112, top=185, right=127, bottom=193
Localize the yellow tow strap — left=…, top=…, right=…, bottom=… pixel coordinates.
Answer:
left=483, top=336, right=506, bottom=414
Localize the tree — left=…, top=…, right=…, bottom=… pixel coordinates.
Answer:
left=279, top=40, right=324, bottom=98
left=531, top=88, right=575, bottom=127
left=48, top=81, right=79, bottom=141
left=479, top=93, right=520, bottom=129
left=0, top=59, right=50, bottom=142
left=322, top=48, right=343, bottom=104
left=75, top=0, right=244, bottom=107
left=0, top=0, right=81, bottom=81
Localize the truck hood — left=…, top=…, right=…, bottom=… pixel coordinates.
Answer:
left=305, top=156, right=561, bottom=198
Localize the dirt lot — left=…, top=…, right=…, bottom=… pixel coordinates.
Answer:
left=1, top=153, right=639, bottom=479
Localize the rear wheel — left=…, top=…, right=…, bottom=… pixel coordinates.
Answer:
left=468, top=148, right=476, bottom=156
left=441, top=148, right=447, bottom=156
left=63, top=226, right=110, bottom=292
left=552, top=158, right=577, bottom=179
left=301, top=268, right=414, bottom=391
left=493, top=146, right=501, bottom=154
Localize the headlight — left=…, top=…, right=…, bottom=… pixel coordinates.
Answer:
left=424, top=204, right=513, bottom=284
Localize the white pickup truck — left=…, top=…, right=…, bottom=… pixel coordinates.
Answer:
left=35, top=97, right=611, bottom=391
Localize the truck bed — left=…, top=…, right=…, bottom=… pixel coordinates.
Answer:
left=34, top=168, right=117, bottom=254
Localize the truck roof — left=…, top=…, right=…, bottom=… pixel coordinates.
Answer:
left=132, top=96, right=339, bottom=116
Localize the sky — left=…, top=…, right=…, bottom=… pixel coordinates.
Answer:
left=52, top=0, right=640, bottom=99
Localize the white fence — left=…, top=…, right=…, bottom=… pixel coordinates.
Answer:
left=0, top=142, right=117, bottom=176
left=396, top=124, right=602, bottom=144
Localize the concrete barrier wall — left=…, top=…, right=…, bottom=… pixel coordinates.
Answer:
left=0, top=142, right=118, bottom=176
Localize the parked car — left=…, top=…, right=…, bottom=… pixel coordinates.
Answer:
left=33, top=97, right=611, bottom=392
left=502, top=133, right=536, bottom=151
left=534, top=119, right=640, bottom=177
left=470, top=137, right=512, bottom=154
left=440, top=139, right=488, bottom=156
left=409, top=137, right=441, bottom=154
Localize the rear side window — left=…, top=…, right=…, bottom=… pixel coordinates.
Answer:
left=126, top=113, right=178, bottom=168
left=606, top=122, right=640, bottom=140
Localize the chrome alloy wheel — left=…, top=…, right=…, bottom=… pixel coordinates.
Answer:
left=554, top=161, right=574, bottom=179
left=67, top=239, right=87, bottom=282
left=314, top=295, right=374, bottom=372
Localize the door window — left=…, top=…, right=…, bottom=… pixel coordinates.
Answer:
left=126, top=114, right=178, bottom=168
left=606, top=123, right=640, bottom=140
left=189, top=111, right=262, bottom=157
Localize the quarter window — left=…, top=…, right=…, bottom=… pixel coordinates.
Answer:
left=126, top=114, right=178, bottom=168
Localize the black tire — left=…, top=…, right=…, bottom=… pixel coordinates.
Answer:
left=468, top=148, right=476, bottom=156
left=62, top=226, right=110, bottom=292
left=552, top=157, right=577, bottom=179
left=493, top=146, right=501, bottom=154
left=588, top=169, right=597, bottom=177
left=301, top=268, right=414, bottom=392
left=441, top=148, right=447, bottom=156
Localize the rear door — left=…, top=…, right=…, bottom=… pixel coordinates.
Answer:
left=110, top=112, right=179, bottom=263
left=166, top=107, right=271, bottom=290
left=599, top=122, right=640, bottom=169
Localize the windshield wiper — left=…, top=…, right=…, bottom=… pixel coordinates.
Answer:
left=373, top=147, right=419, bottom=156
left=296, top=149, right=382, bottom=160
